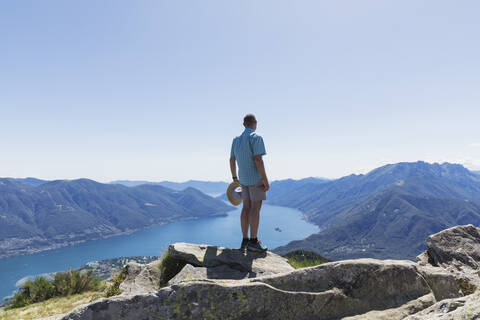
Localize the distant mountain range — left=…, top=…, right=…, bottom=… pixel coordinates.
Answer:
left=110, top=180, right=229, bottom=196
left=4, top=177, right=48, bottom=187
left=0, top=178, right=233, bottom=258
left=215, top=177, right=330, bottom=202
left=272, top=161, right=480, bottom=260
left=5, top=163, right=479, bottom=262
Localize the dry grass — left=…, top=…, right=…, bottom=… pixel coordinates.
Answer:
left=0, top=291, right=103, bottom=320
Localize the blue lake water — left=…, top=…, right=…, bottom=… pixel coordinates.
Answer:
left=0, top=203, right=318, bottom=300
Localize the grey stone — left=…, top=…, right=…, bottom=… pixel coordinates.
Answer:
left=119, top=260, right=162, bottom=295
left=168, top=263, right=252, bottom=285
left=417, top=224, right=480, bottom=294
left=425, top=224, right=480, bottom=270
left=343, top=293, right=435, bottom=320
left=255, top=259, right=461, bottom=312
left=416, top=265, right=463, bottom=301
left=168, top=242, right=294, bottom=276
left=403, top=291, right=480, bottom=319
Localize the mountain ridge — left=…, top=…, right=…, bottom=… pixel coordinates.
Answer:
left=0, top=178, right=233, bottom=259
left=110, top=179, right=229, bottom=195
left=271, top=161, right=480, bottom=260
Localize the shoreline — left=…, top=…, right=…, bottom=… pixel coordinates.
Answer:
left=0, top=212, right=229, bottom=260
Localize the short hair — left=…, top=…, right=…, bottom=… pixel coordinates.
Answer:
left=243, top=114, right=257, bottom=126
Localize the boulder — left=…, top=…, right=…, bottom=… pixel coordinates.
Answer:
left=417, top=224, right=480, bottom=293
left=424, top=224, right=480, bottom=270
left=119, top=260, right=162, bottom=295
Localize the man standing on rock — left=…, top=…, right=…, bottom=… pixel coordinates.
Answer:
left=229, top=114, right=269, bottom=252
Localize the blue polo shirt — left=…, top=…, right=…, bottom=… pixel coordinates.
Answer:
left=230, top=128, right=267, bottom=186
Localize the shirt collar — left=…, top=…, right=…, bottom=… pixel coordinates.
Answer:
left=243, top=128, right=255, bottom=134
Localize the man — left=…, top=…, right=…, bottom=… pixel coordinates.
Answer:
left=229, top=114, right=270, bottom=252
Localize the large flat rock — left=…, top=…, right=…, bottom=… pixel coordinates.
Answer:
left=168, top=242, right=294, bottom=276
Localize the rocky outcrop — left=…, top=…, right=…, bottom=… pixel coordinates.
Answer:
left=418, top=224, right=480, bottom=292
left=119, top=260, right=162, bottom=295
left=60, top=225, right=480, bottom=320
left=407, top=224, right=480, bottom=319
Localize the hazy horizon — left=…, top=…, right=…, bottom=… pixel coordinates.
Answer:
left=3, top=160, right=478, bottom=184
left=2, top=1, right=479, bottom=182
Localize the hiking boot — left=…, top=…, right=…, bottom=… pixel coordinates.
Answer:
left=240, top=238, right=249, bottom=250
left=247, top=239, right=268, bottom=252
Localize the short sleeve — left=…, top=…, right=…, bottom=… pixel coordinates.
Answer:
left=252, top=135, right=266, bottom=156
left=230, top=139, right=236, bottom=158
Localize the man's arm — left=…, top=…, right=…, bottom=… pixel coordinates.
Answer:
left=230, top=157, right=238, bottom=182
left=254, top=155, right=269, bottom=192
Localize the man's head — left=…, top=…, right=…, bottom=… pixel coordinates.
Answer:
left=243, top=114, right=257, bottom=130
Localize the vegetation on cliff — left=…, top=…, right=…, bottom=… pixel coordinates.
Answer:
left=6, top=269, right=103, bottom=309
left=0, top=291, right=103, bottom=320
left=282, top=250, right=331, bottom=269
left=104, top=268, right=127, bottom=298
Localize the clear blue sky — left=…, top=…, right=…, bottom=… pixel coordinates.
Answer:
left=1, top=1, right=479, bottom=182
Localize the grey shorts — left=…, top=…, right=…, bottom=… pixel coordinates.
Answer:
left=241, top=180, right=267, bottom=201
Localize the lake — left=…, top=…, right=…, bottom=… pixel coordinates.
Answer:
left=0, top=203, right=318, bottom=300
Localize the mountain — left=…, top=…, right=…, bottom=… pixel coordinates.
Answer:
left=265, top=177, right=330, bottom=200
left=216, top=177, right=329, bottom=201
left=272, top=162, right=480, bottom=260
left=110, top=180, right=229, bottom=196
left=0, top=178, right=233, bottom=258
left=5, top=177, right=48, bottom=187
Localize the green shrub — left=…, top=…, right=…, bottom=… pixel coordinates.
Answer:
left=158, top=251, right=186, bottom=286
left=54, top=269, right=101, bottom=296
left=283, top=250, right=331, bottom=269
left=104, top=268, right=127, bottom=298
left=8, top=289, right=30, bottom=309
left=6, top=269, right=102, bottom=309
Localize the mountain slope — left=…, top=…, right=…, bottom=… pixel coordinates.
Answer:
left=272, top=162, right=480, bottom=260
left=0, top=179, right=233, bottom=258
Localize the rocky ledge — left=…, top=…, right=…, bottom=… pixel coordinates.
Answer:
left=59, top=225, right=480, bottom=320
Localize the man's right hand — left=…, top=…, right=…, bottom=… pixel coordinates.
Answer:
left=262, top=178, right=270, bottom=192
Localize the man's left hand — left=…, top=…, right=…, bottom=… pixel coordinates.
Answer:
left=262, top=178, right=270, bottom=192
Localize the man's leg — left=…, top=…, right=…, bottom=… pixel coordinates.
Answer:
left=249, top=200, right=262, bottom=239
left=241, top=200, right=251, bottom=239
left=247, top=199, right=267, bottom=252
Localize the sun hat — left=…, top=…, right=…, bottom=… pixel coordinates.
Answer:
left=226, top=181, right=243, bottom=206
